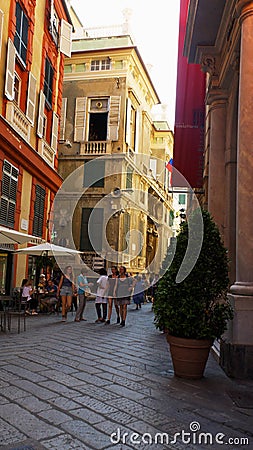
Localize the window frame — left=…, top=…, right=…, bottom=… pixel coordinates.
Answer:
left=90, top=59, right=111, bottom=71
left=13, top=72, right=21, bottom=106
left=14, top=2, right=29, bottom=66
left=43, top=57, right=54, bottom=109
left=50, top=5, right=59, bottom=46
left=126, top=166, right=133, bottom=189
left=178, top=194, right=186, bottom=205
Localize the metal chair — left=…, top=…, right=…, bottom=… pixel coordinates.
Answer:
left=6, top=289, right=26, bottom=333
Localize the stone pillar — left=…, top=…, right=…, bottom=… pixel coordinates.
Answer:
left=221, top=1, right=253, bottom=378
left=206, top=91, right=227, bottom=236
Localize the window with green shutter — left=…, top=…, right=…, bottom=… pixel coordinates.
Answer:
left=122, top=212, right=130, bottom=251
left=83, top=159, right=105, bottom=188
left=169, top=210, right=174, bottom=226
left=33, top=185, right=45, bottom=237
left=126, top=166, right=133, bottom=189
left=80, top=207, right=104, bottom=252
left=178, top=194, right=186, bottom=205
left=0, top=160, right=18, bottom=228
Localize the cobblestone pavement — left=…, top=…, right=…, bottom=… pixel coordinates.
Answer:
left=0, top=301, right=252, bottom=450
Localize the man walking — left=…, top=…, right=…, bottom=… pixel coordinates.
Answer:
left=74, top=268, right=93, bottom=322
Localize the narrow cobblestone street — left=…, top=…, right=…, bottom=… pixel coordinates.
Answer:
left=0, top=301, right=252, bottom=450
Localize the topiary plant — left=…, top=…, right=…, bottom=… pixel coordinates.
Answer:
left=154, top=209, right=234, bottom=340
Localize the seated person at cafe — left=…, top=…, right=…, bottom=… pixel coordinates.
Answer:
left=37, top=274, right=46, bottom=293
left=40, top=279, right=58, bottom=313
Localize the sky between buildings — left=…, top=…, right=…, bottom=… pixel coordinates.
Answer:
left=70, top=0, right=180, bottom=130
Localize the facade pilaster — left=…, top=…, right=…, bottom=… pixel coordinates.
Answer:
left=206, top=90, right=227, bottom=237
left=231, top=2, right=253, bottom=289
left=221, top=1, right=253, bottom=378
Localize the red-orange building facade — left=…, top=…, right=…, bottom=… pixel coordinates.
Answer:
left=0, top=0, right=72, bottom=292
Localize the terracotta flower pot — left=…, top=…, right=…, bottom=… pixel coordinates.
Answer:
left=166, top=334, right=213, bottom=379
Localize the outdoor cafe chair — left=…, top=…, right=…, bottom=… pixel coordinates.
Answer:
left=5, top=289, right=26, bottom=333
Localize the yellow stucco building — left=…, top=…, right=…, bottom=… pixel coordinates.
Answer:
left=56, top=29, right=174, bottom=275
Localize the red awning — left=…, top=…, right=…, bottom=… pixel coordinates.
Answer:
left=173, top=0, right=206, bottom=189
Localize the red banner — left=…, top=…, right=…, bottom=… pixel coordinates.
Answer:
left=172, top=0, right=206, bottom=189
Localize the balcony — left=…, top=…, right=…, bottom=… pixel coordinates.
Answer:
left=38, top=139, right=56, bottom=167
left=80, top=141, right=111, bottom=155
left=6, top=102, right=31, bottom=142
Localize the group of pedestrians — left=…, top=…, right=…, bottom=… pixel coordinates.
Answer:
left=94, top=265, right=133, bottom=327
left=72, top=264, right=150, bottom=327
left=20, top=264, right=155, bottom=327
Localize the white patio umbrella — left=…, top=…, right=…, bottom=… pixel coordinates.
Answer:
left=0, top=226, right=35, bottom=245
left=15, top=242, right=82, bottom=256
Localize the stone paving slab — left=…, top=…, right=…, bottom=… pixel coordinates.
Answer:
left=0, top=439, right=47, bottom=450
left=0, top=301, right=252, bottom=449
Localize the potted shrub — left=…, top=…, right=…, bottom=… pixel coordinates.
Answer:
left=154, top=208, right=234, bottom=379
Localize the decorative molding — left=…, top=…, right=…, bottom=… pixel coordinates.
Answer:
left=230, top=52, right=240, bottom=73
left=206, top=88, right=228, bottom=106
left=236, top=0, right=253, bottom=21
left=201, top=55, right=216, bottom=75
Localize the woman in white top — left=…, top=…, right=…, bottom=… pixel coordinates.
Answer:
left=95, top=268, right=108, bottom=323
left=21, top=278, right=38, bottom=315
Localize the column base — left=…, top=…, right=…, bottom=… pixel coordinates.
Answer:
left=219, top=289, right=253, bottom=378
left=220, top=340, right=253, bottom=379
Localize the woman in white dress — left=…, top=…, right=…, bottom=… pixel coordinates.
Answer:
left=95, top=268, right=108, bottom=323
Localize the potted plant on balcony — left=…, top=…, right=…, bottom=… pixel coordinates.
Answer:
left=154, top=209, right=234, bottom=379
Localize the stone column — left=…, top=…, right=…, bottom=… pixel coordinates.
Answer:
left=221, top=1, right=253, bottom=378
left=206, top=91, right=227, bottom=237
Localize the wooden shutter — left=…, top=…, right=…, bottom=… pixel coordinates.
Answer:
left=33, top=185, right=45, bottom=237
left=125, top=98, right=132, bottom=145
left=108, top=96, right=121, bottom=141
left=80, top=207, right=104, bottom=252
left=134, top=109, right=140, bottom=153
left=0, top=160, right=18, bottom=227
left=51, top=112, right=59, bottom=151
left=26, top=72, right=37, bottom=125
left=59, top=97, right=67, bottom=141
left=83, top=159, right=105, bottom=188
left=74, top=97, right=86, bottom=142
left=5, top=38, right=15, bottom=101
left=37, top=91, right=45, bottom=138
left=150, top=159, right=157, bottom=178
left=0, top=10, right=4, bottom=60
left=59, top=19, right=72, bottom=57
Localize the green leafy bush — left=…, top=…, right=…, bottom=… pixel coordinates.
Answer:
left=154, top=209, right=234, bottom=339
